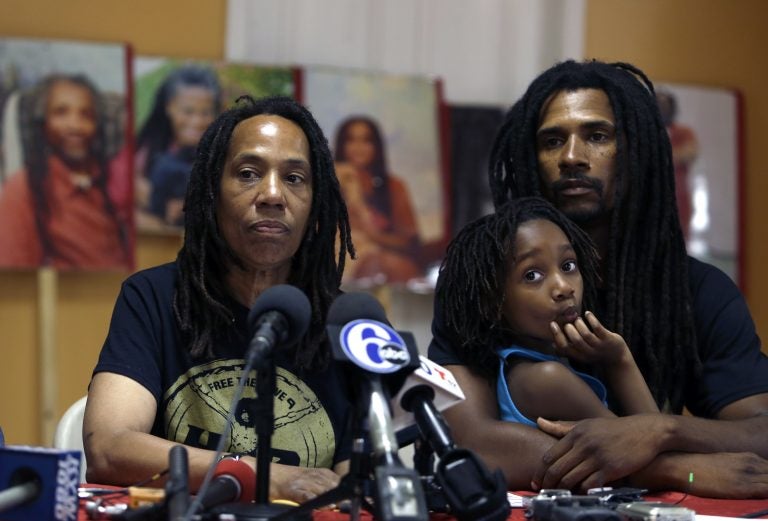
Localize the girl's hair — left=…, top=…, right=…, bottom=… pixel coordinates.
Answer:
left=333, top=116, right=393, bottom=222
left=436, top=196, right=599, bottom=379
left=174, top=95, right=355, bottom=370
left=137, top=64, right=222, bottom=174
left=487, top=59, right=698, bottom=412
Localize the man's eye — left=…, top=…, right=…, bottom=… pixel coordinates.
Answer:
left=540, top=137, right=563, bottom=149
left=590, top=131, right=611, bottom=142
left=562, top=260, right=578, bottom=272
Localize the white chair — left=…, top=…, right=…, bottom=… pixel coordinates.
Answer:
left=53, top=396, right=88, bottom=483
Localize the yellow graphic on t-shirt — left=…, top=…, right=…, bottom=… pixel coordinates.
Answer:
left=163, top=359, right=335, bottom=468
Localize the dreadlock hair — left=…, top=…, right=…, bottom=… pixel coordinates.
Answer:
left=488, top=59, right=699, bottom=412
left=21, top=74, right=130, bottom=266
left=174, top=95, right=355, bottom=371
left=436, top=196, right=600, bottom=380
left=136, top=64, right=222, bottom=175
left=333, top=116, right=393, bottom=222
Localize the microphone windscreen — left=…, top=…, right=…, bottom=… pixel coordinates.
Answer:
left=247, top=284, right=311, bottom=345
left=212, top=458, right=255, bottom=503
left=327, top=292, right=389, bottom=326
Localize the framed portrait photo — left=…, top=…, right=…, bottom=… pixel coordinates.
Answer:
left=0, top=37, right=134, bottom=271
left=133, top=57, right=296, bottom=234
left=300, top=66, right=449, bottom=289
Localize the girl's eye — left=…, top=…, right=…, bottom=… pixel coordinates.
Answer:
left=524, top=270, right=543, bottom=282
left=562, top=260, right=578, bottom=272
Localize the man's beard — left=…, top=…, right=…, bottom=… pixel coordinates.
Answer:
left=549, top=174, right=609, bottom=224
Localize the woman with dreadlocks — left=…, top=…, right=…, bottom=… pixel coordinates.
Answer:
left=0, top=74, right=132, bottom=269
left=85, top=96, right=356, bottom=502
left=438, top=197, right=658, bottom=428
left=429, top=60, right=768, bottom=498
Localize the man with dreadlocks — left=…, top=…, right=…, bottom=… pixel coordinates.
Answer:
left=84, top=96, right=356, bottom=502
left=429, top=60, right=768, bottom=498
left=0, top=74, right=132, bottom=269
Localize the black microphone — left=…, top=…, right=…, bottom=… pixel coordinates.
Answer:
left=198, top=457, right=255, bottom=511
left=246, top=284, right=311, bottom=367
left=166, top=445, right=189, bottom=521
left=326, top=292, right=428, bottom=521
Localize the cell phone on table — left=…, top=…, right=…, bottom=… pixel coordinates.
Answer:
left=615, top=502, right=695, bottom=521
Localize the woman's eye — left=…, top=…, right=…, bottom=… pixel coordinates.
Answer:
left=238, top=169, right=258, bottom=180
left=562, top=260, right=578, bottom=272
left=524, top=270, right=543, bottom=282
left=285, top=172, right=305, bottom=184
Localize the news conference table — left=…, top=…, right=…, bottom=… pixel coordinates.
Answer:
left=76, top=488, right=768, bottom=520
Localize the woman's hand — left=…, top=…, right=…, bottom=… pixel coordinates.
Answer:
left=269, top=462, right=341, bottom=504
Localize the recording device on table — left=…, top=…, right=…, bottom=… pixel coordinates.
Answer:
left=526, top=489, right=695, bottom=521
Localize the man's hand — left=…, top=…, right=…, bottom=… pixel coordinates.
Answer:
left=269, top=463, right=341, bottom=504
left=632, top=451, right=768, bottom=499
left=532, top=415, right=669, bottom=491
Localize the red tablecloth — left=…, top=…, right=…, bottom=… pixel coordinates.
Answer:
left=76, top=488, right=768, bottom=520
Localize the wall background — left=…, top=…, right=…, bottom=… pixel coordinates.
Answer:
left=1, top=0, right=766, bottom=446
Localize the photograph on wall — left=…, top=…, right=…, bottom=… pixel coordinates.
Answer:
left=656, top=82, right=743, bottom=286
left=134, top=58, right=295, bottom=234
left=301, top=66, right=448, bottom=289
left=0, top=37, right=134, bottom=271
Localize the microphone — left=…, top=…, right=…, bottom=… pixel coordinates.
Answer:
left=391, top=356, right=465, bottom=434
left=165, top=445, right=189, bottom=521
left=328, top=293, right=508, bottom=521
left=326, top=291, right=420, bottom=396
left=198, top=457, right=255, bottom=511
left=326, top=292, right=428, bottom=521
left=246, top=284, right=311, bottom=368
left=117, top=449, right=220, bottom=521
left=0, top=445, right=81, bottom=521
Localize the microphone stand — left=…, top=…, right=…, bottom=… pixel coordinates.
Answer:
left=271, top=381, right=375, bottom=521
left=209, top=355, right=309, bottom=521
left=253, top=355, right=275, bottom=505
left=273, top=376, right=428, bottom=521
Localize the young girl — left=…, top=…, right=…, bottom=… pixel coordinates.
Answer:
left=135, top=64, right=222, bottom=229
left=435, top=196, right=658, bottom=426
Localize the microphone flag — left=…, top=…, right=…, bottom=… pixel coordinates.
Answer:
left=0, top=445, right=81, bottom=521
